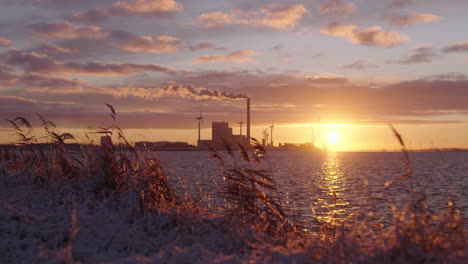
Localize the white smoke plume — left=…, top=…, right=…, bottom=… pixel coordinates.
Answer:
left=110, top=83, right=247, bottom=100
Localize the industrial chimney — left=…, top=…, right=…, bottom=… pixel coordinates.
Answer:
left=247, top=97, right=250, bottom=144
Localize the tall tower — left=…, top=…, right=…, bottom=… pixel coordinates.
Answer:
left=247, top=98, right=250, bottom=142
left=270, top=123, right=274, bottom=147
left=196, top=109, right=203, bottom=143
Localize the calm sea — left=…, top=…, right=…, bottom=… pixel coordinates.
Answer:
left=156, top=151, right=468, bottom=230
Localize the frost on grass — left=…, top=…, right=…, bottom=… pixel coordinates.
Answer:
left=0, top=169, right=258, bottom=263
left=0, top=112, right=466, bottom=263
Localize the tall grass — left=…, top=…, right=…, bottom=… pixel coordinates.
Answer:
left=0, top=106, right=465, bottom=263
left=211, top=140, right=299, bottom=237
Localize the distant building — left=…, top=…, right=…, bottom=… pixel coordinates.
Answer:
left=135, top=141, right=195, bottom=150
left=212, top=122, right=233, bottom=147
left=197, top=121, right=249, bottom=150
left=277, top=142, right=319, bottom=151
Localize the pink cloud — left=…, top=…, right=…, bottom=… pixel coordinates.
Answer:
left=0, top=69, right=17, bottom=88
left=36, top=43, right=79, bottom=54
left=70, top=0, right=183, bottom=22
left=195, top=4, right=308, bottom=30
left=387, top=44, right=437, bottom=64
left=194, top=49, right=257, bottom=63
left=387, top=13, right=442, bottom=27
left=350, top=26, right=409, bottom=47
left=443, top=42, right=468, bottom=53
left=3, top=49, right=177, bottom=75
left=119, top=35, right=181, bottom=53
left=0, top=38, right=12, bottom=47
left=19, top=74, right=84, bottom=91
left=317, top=1, right=357, bottom=16
left=321, top=22, right=409, bottom=47
left=31, top=22, right=108, bottom=40
left=189, top=42, right=226, bottom=52
left=338, top=60, right=378, bottom=70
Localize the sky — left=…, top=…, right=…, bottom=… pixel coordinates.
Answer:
left=1, top=0, right=468, bottom=151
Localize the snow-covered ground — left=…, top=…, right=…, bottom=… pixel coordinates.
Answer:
left=0, top=150, right=466, bottom=264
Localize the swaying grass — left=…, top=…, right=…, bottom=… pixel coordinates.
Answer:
left=0, top=106, right=466, bottom=263
left=211, top=140, right=298, bottom=237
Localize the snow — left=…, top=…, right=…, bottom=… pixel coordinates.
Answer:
left=0, top=151, right=466, bottom=263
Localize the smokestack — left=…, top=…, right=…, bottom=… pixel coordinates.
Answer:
left=247, top=97, right=250, bottom=143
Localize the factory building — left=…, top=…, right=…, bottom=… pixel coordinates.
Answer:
left=197, top=98, right=251, bottom=150
left=197, top=121, right=249, bottom=150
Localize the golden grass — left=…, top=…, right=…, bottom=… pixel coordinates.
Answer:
left=0, top=105, right=465, bottom=263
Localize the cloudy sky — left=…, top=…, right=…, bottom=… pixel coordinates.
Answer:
left=1, top=0, right=468, bottom=150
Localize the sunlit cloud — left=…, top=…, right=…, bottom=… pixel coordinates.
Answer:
left=320, top=22, right=356, bottom=36
left=189, top=42, right=227, bottom=52
left=387, top=44, right=437, bottom=64
left=35, top=43, right=79, bottom=54
left=304, top=75, right=348, bottom=85
left=118, top=35, right=181, bottom=53
left=0, top=69, right=17, bottom=88
left=338, top=60, right=378, bottom=70
left=281, top=58, right=295, bottom=63
left=0, top=38, right=12, bottom=47
left=194, top=49, right=257, bottom=63
left=321, top=22, right=409, bottom=47
left=3, top=49, right=178, bottom=75
left=386, top=13, right=442, bottom=27
left=31, top=22, right=108, bottom=40
left=442, top=42, right=468, bottom=53
left=317, top=1, right=357, bottom=16
left=113, top=0, right=183, bottom=14
left=19, top=74, right=84, bottom=91
left=195, top=4, right=308, bottom=30
left=70, top=0, right=183, bottom=22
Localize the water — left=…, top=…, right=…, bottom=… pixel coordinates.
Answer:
left=157, top=151, right=468, bottom=230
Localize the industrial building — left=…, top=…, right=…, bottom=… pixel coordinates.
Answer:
left=197, top=121, right=249, bottom=150
left=135, top=141, right=196, bottom=150
left=197, top=98, right=251, bottom=150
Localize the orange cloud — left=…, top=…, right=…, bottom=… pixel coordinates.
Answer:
left=387, top=13, right=442, bottom=27
left=304, top=75, right=348, bottom=85
left=0, top=38, right=12, bottom=47
left=317, top=1, right=357, bottom=16
left=196, top=4, right=308, bottom=30
left=320, top=22, right=356, bottom=36
left=350, top=26, right=409, bottom=47
left=3, top=49, right=177, bottom=76
left=70, top=0, right=183, bottom=22
left=31, top=22, right=108, bottom=40
left=37, top=43, right=79, bottom=54
left=114, top=0, right=183, bottom=14
left=321, top=22, right=408, bottom=47
left=194, top=49, right=257, bottom=63
left=119, top=35, right=181, bottom=53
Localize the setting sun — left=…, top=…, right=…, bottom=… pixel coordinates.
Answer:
left=327, top=130, right=340, bottom=145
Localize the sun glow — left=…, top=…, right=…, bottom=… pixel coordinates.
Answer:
left=327, top=130, right=340, bottom=145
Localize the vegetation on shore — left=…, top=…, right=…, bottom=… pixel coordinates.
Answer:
left=0, top=106, right=466, bottom=263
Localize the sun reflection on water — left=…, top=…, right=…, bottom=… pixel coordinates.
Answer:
left=313, top=152, right=351, bottom=233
